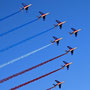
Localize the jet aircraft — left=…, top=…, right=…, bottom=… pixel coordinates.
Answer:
left=54, top=20, right=66, bottom=29
left=51, top=36, right=63, bottom=46
left=37, top=11, right=50, bottom=21
left=65, top=46, right=77, bottom=55
left=20, top=3, right=32, bottom=12
left=69, top=28, right=82, bottom=37
left=53, top=80, right=64, bottom=88
left=63, top=61, right=72, bottom=70
left=47, top=80, right=64, bottom=90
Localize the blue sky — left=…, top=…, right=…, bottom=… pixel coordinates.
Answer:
left=0, top=0, right=90, bottom=90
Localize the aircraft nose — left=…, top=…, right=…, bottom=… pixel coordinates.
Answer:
left=61, top=37, right=63, bottom=39
left=75, top=47, right=77, bottom=49
left=60, top=37, right=63, bottom=40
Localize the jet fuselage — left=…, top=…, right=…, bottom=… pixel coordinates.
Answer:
left=69, top=47, right=77, bottom=52
left=54, top=37, right=63, bottom=42
left=24, top=4, right=32, bottom=9
left=57, top=81, right=64, bottom=85
left=41, top=12, right=50, bottom=17
left=57, top=21, right=66, bottom=26
left=72, top=29, right=81, bottom=34
left=64, top=62, right=72, bottom=67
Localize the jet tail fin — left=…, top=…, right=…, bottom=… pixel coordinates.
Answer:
left=61, top=65, right=64, bottom=69
left=37, top=16, right=40, bottom=20
left=53, top=84, right=56, bottom=88
left=69, top=32, right=72, bottom=36
left=65, top=50, right=69, bottom=54
left=51, top=40, right=54, bottom=45
left=53, top=24, right=57, bottom=28
left=20, top=8, right=23, bottom=12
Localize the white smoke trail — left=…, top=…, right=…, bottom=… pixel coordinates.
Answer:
left=0, top=43, right=52, bottom=69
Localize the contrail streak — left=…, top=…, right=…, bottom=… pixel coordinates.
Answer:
left=10, top=67, right=63, bottom=90
left=0, top=27, right=54, bottom=52
left=0, top=44, right=51, bottom=69
left=0, top=18, right=38, bottom=37
left=0, top=10, right=21, bottom=21
left=0, top=52, right=67, bottom=83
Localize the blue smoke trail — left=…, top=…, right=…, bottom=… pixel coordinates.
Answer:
left=0, top=43, right=51, bottom=68
left=0, top=18, right=38, bottom=37
left=0, top=10, right=21, bottom=21
left=0, top=27, right=55, bottom=52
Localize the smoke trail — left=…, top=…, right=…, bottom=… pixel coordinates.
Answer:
left=10, top=67, right=62, bottom=90
left=0, top=53, right=67, bottom=83
left=0, top=18, right=38, bottom=37
left=0, top=27, right=55, bottom=52
left=0, top=10, right=21, bottom=21
left=0, top=44, right=51, bottom=69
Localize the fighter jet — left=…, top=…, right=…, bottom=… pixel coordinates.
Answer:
left=47, top=80, right=64, bottom=90
left=20, top=3, right=32, bottom=12
left=53, top=80, right=64, bottom=88
left=69, top=28, right=82, bottom=37
left=63, top=61, right=72, bottom=70
left=65, top=46, right=77, bottom=55
left=37, top=11, right=50, bottom=21
left=51, top=36, right=63, bottom=46
left=54, top=20, right=66, bottom=29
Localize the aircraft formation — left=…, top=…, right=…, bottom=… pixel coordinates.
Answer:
left=0, top=2, right=82, bottom=90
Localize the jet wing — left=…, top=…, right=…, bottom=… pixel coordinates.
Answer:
left=71, top=28, right=76, bottom=31
left=63, top=61, right=68, bottom=64
left=43, top=16, right=45, bottom=21
left=67, top=46, right=72, bottom=49
left=22, top=3, right=27, bottom=7
left=71, top=50, right=73, bottom=55
left=53, top=36, right=58, bottom=40
left=67, top=65, right=69, bottom=70
left=55, top=80, right=60, bottom=83
left=59, top=84, right=61, bottom=88
left=56, top=20, right=61, bottom=23
left=59, top=24, right=62, bottom=29
left=75, top=32, right=77, bottom=37
left=57, top=41, right=59, bottom=46
left=39, top=11, right=44, bottom=15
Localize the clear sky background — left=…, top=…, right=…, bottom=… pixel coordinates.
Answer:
left=0, top=0, right=90, bottom=90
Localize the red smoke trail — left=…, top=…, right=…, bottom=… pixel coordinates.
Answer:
left=11, top=67, right=62, bottom=90
left=0, top=53, right=67, bottom=83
